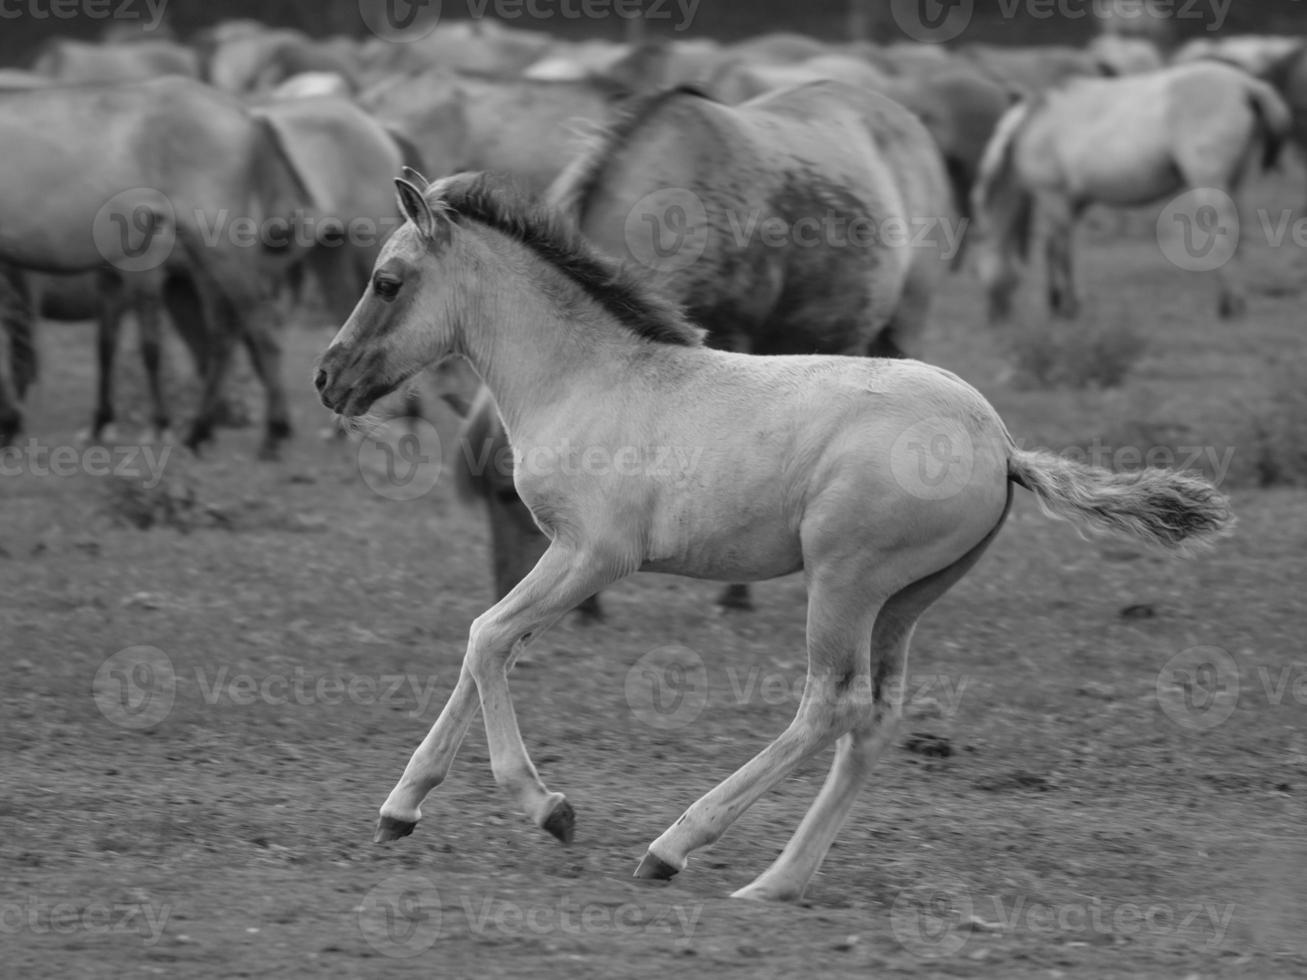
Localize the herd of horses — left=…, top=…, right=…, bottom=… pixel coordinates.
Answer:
left=0, top=19, right=1296, bottom=589
left=0, top=14, right=1279, bottom=899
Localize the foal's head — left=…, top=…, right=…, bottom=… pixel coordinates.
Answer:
left=315, top=170, right=461, bottom=418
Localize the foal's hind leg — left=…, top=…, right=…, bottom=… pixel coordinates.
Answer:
left=635, top=555, right=885, bottom=881
left=1044, top=199, right=1081, bottom=319
left=731, top=499, right=1011, bottom=902
left=376, top=542, right=623, bottom=844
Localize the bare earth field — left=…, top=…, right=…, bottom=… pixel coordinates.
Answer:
left=2, top=177, right=1306, bottom=980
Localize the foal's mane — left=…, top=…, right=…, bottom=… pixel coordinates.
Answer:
left=551, top=84, right=715, bottom=218
left=431, top=173, right=705, bottom=347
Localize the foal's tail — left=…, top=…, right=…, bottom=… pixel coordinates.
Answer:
left=1007, top=448, right=1234, bottom=554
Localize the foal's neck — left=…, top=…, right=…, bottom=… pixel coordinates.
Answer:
left=454, top=232, right=655, bottom=440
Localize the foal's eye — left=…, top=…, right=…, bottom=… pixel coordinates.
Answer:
left=373, top=274, right=401, bottom=302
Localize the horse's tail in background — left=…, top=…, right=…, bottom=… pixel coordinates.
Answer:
left=972, top=99, right=1036, bottom=261
left=1007, top=447, right=1235, bottom=555
left=1244, top=76, right=1292, bottom=170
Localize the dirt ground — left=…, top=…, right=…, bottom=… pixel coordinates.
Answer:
left=3, top=174, right=1307, bottom=980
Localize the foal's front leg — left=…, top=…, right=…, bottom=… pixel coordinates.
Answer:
left=375, top=542, right=622, bottom=844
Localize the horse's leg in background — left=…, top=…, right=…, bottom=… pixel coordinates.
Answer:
left=90, top=273, right=127, bottom=443
left=164, top=272, right=208, bottom=379
left=375, top=542, right=623, bottom=842
left=130, top=273, right=171, bottom=440
left=978, top=185, right=1034, bottom=324
left=1044, top=196, right=1081, bottom=319
left=182, top=281, right=238, bottom=454
left=184, top=243, right=291, bottom=458
left=1173, top=145, right=1249, bottom=318
left=731, top=496, right=1011, bottom=901
left=0, top=265, right=33, bottom=445
left=165, top=271, right=255, bottom=433
left=1211, top=182, right=1248, bottom=319
left=237, top=299, right=293, bottom=460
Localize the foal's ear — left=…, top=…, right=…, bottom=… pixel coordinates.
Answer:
left=401, top=166, right=431, bottom=190
left=395, top=178, right=450, bottom=246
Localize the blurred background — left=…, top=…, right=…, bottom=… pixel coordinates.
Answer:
left=2, top=0, right=1305, bottom=67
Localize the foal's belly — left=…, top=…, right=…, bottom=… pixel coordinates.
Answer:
left=640, top=509, right=805, bottom=582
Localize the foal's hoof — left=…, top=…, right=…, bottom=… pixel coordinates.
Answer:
left=730, top=881, right=801, bottom=903
left=256, top=441, right=282, bottom=463
left=374, top=815, right=418, bottom=843
left=633, top=851, right=681, bottom=881
left=541, top=799, right=576, bottom=844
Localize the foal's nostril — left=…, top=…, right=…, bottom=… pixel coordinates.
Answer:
left=313, top=368, right=328, bottom=393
